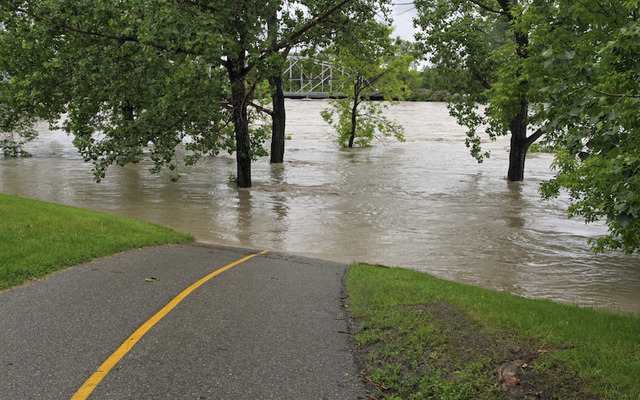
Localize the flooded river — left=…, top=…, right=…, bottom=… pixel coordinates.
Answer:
left=2, top=101, right=639, bottom=313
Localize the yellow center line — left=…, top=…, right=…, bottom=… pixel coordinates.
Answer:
left=70, top=250, right=269, bottom=400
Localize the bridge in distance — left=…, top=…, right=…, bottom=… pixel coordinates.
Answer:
left=282, top=56, right=345, bottom=99
left=282, top=56, right=383, bottom=100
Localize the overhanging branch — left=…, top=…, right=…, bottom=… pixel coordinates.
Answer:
left=587, top=86, right=640, bottom=99
left=525, top=127, right=544, bottom=148
left=248, top=102, right=274, bottom=116
left=13, top=5, right=221, bottom=62
left=270, top=0, right=354, bottom=53
left=469, top=0, right=507, bottom=15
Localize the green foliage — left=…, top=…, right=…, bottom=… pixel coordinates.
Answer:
left=416, top=0, right=640, bottom=252
left=527, top=142, right=559, bottom=154
left=321, top=22, right=411, bottom=147
left=0, top=193, right=192, bottom=290
left=0, top=0, right=390, bottom=187
left=321, top=99, right=405, bottom=147
left=0, top=73, right=38, bottom=156
left=1, top=129, right=36, bottom=157
left=531, top=0, right=640, bottom=253
left=1, top=0, right=238, bottom=179
left=419, top=65, right=480, bottom=96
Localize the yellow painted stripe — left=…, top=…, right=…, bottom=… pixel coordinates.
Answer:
left=70, top=250, right=269, bottom=400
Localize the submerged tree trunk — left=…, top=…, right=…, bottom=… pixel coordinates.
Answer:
left=270, top=72, right=286, bottom=163
left=507, top=99, right=529, bottom=181
left=348, top=97, right=358, bottom=148
left=502, top=2, right=542, bottom=181
left=228, top=60, right=252, bottom=188
left=232, top=82, right=251, bottom=188
left=348, top=77, right=363, bottom=148
left=267, top=12, right=286, bottom=164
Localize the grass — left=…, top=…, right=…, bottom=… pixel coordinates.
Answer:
left=346, top=263, right=640, bottom=399
left=0, top=193, right=193, bottom=290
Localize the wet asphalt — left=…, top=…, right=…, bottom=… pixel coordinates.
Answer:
left=0, top=243, right=365, bottom=399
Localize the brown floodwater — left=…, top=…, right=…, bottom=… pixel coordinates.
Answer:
left=2, top=100, right=639, bottom=313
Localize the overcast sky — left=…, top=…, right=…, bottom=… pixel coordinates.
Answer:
left=391, top=2, right=418, bottom=42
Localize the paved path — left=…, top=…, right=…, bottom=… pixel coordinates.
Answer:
left=0, top=243, right=364, bottom=399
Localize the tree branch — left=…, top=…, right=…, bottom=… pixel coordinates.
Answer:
left=14, top=7, right=136, bottom=44
left=248, top=102, right=274, bottom=116
left=468, top=0, right=507, bottom=15
left=271, top=0, right=354, bottom=53
left=175, top=0, right=223, bottom=13
left=13, top=5, right=222, bottom=62
left=472, top=69, right=492, bottom=90
left=587, top=86, right=640, bottom=99
left=525, top=127, right=544, bottom=148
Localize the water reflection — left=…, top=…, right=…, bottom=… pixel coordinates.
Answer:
left=504, top=182, right=525, bottom=229
left=235, top=189, right=254, bottom=245
left=1, top=101, right=639, bottom=313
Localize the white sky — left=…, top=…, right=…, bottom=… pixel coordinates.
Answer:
left=390, top=1, right=418, bottom=42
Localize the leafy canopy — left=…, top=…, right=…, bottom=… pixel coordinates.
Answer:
left=0, top=0, right=388, bottom=183
left=533, top=0, right=640, bottom=253
left=415, top=0, right=640, bottom=253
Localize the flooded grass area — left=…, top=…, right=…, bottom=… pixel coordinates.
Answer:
left=346, top=263, right=640, bottom=399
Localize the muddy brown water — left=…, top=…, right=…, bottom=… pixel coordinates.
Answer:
left=2, top=100, right=639, bottom=313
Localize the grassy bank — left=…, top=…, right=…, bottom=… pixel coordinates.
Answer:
left=346, top=263, right=640, bottom=399
left=0, top=193, right=193, bottom=290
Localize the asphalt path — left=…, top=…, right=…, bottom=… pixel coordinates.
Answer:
left=0, top=243, right=365, bottom=399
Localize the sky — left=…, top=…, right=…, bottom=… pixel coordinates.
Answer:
left=390, top=1, right=418, bottom=42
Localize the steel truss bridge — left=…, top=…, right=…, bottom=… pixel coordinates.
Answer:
left=282, top=56, right=347, bottom=99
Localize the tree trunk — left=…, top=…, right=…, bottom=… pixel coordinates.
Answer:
left=348, top=97, right=358, bottom=148
left=507, top=98, right=529, bottom=181
left=348, top=78, right=362, bottom=148
left=228, top=62, right=252, bottom=188
left=502, top=1, right=532, bottom=182
left=270, top=72, right=286, bottom=163
left=267, top=11, right=286, bottom=164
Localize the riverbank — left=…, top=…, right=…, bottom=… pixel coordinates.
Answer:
left=3, top=194, right=639, bottom=398
left=346, top=263, right=640, bottom=399
left=0, top=193, right=193, bottom=290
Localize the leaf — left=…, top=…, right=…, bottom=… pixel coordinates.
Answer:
left=145, top=277, right=159, bottom=282
left=617, top=214, right=633, bottom=228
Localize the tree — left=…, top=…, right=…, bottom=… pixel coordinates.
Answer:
left=0, top=75, right=38, bottom=157
left=267, top=12, right=287, bottom=164
left=415, top=0, right=640, bottom=252
left=1, top=0, right=231, bottom=177
left=531, top=0, right=640, bottom=253
left=321, top=23, right=414, bottom=147
left=0, top=0, right=386, bottom=187
left=414, top=0, right=545, bottom=181
left=0, top=15, right=49, bottom=157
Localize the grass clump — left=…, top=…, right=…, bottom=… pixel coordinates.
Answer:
left=346, top=263, right=640, bottom=399
left=0, top=193, right=193, bottom=290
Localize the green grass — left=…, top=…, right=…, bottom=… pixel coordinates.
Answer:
left=0, top=193, right=193, bottom=290
left=346, top=263, right=640, bottom=399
